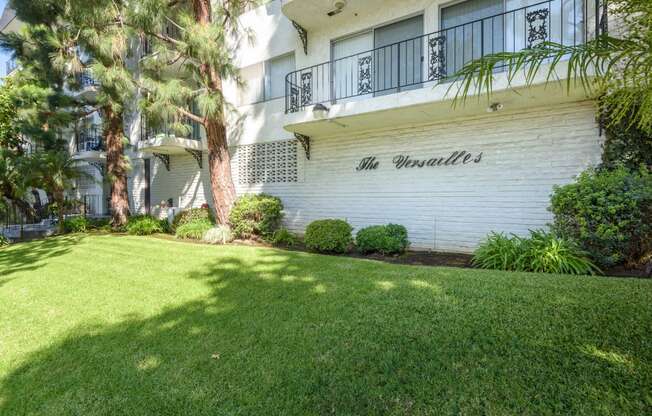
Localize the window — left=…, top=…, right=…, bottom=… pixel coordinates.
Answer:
left=238, top=53, right=295, bottom=105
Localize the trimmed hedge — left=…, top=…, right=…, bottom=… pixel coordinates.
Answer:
left=63, top=216, right=111, bottom=233
left=229, top=194, right=283, bottom=239
left=304, top=219, right=352, bottom=254
left=356, top=224, right=409, bottom=255
left=172, top=207, right=214, bottom=231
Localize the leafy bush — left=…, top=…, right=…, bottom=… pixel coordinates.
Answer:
left=229, top=194, right=283, bottom=239
left=172, top=207, right=214, bottom=231
left=202, top=225, right=234, bottom=244
left=473, top=230, right=599, bottom=275
left=269, top=227, right=299, bottom=247
left=356, top=224, right=409, bottom=255
left=550, top=166, right=652, bottom=267
left=304, top=219, right=352, bottom=254
left=125, top=215, right=167, bottom=236
left=0, top=234, right=9, bottom=247
left=175, top=218, right=213, bottom=240
left=63, top=216, right=112, bottom=233
left=64, top=216, right=92, bottom=233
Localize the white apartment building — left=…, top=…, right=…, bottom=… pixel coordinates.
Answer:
left=3, top=0, right=609, bottom=252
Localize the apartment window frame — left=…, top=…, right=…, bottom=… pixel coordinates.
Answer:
left=239, top=52, right=296, bottom=106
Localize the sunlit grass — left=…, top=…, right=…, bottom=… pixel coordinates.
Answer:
left=0, top=234, right=651, bottom=415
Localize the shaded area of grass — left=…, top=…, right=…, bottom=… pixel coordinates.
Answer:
left=0, top=235, right=651, bottom=415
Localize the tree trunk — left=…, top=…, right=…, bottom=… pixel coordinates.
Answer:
left=104, top=106, right=130, bottom=228
left=193, top=0, right=237, bottom=225
left=54, top=190, right=65, bottom=234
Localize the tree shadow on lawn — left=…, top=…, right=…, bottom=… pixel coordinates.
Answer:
left=0, top=235, right=83, bottom=278
left=0, top=249, right=651, bottom=415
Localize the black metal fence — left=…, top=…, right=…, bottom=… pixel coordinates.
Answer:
left=76, top=68, right=98, bottom=88
left=140, top=115, right=202, bottom=141
left=285, top=0, right=607, bottom=113
left=76, top=126, right=104, bottom=152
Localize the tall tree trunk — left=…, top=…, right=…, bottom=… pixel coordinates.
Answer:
left=104, top=105, right=130, bottom=228
left=193, top=0, right=237, bottom=225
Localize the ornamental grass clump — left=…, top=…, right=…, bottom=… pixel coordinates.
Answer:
left=473, top=230, right=599, bottom=275
left=175, top=218, right=214, bottom=240
left=202, top=225, right=234, bottom=245
left=125, top=215, right=167, bottom=236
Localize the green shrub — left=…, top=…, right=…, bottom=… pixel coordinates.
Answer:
left=172, top=207, right=214, bottom=231
left=473, top=232, right=525, bottom=271
left=202, top=225, right=233, bottom=244
left=229, top=194, right=283, bottom=239
left=550, top=166, right=652, bottom=267
left=269, top=227, right=299, bottom=247
left=63, top=216, right=92, bottom=233
left=125, top=215, right=166, bottom=236
left=473, top=230, right=599, bottom=275
left=0, top=234, right=9, bottom=247
left=356, top=224, right=409, bottom=255
left=304, top=219, right=352, bottom=254
left=175, top=218, right=213, bottom=240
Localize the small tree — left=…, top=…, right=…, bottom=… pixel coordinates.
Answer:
left=130, top=0, right=257, bottom=224
left=29, top=151, right=88, bottom=234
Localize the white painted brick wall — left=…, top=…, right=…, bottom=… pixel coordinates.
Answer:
left=132, top=101, right=603, bottom=253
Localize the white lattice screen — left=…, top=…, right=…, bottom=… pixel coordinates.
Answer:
left=237, top=139, right=299, bottom=184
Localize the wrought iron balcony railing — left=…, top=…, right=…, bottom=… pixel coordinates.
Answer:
left=140, top=115, right=202, bottom=141
left=285, top=0, right=607, bottom=114
left=76, top=68, right=98, bottom=88
left=76, top=126, right=104, bottom=152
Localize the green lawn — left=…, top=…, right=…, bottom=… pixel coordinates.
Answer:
left=0, top=235, right=651, bottom=415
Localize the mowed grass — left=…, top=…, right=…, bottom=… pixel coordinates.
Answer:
left=0, top=235, right=651, bottom=415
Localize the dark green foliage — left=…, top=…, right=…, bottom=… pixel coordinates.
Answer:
left=269, top=228, right=299, bottom=247
left=0, top=234, right=8, bottom=247
left=175, top=218, right=213, bottom=240
left=229, top=194, right=283, bottom=239
left=356, top=224, right=409, bottom=255
left=125, top=215, right=167, bottom=236
left=172, top=207, right=214, bottom=231
left=473, top=230, right=599, bottom=275
left=602, top=112, right=652, bottom=170
left=63, top=216, right=112, bottom=233
left=550, top=166, right=652, bottom=267
left=304, top=219, right=353, bottom=254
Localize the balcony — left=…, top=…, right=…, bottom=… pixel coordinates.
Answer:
left=74, top=126, right=105, bottom=161
left=5, top=58, right=17, bottom=76
left=73, top=68, right=98, bottom=100
left=284, top=0, right=606, bottom=135
left=137, top=115, right=203, bottom=156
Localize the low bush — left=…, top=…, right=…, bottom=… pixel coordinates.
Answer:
left=269, top=228, right=299, bottom=247
left=64, top=216, right=92, bottom=233
left=125, top=215, right=167, bottom=236
left=63, top=216, right=112, bottom=233
left=172, top=207, right=214, bottom=231
left=229, top=194, right=283, bottom=239
left=550, top=166, right=652, bottom=267
left=356, top=224, right=409, bottom=255
left=175, top=218, right=213, bottom=240
left=304, top=219, right=352, bottom=254
left=473, top=230, right=599, bottom=275
left=202, top=225, right=234, bottom=244
left=0, top=234, right=9, bottom=247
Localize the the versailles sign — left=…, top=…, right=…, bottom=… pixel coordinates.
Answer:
left=356, top=150, right=483, bottom=171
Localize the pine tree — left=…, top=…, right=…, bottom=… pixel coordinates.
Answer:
left=129, top=0, right=257, bottom=224
left=3, top=0, right=136, bottom=228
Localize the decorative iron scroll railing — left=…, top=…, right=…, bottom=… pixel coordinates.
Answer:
left=285, top=0, right=607, bottom=113
left=76, top=126, right=104, bottom=152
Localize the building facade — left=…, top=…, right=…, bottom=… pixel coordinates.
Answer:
left=3, top=0, right=608, bottom=252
